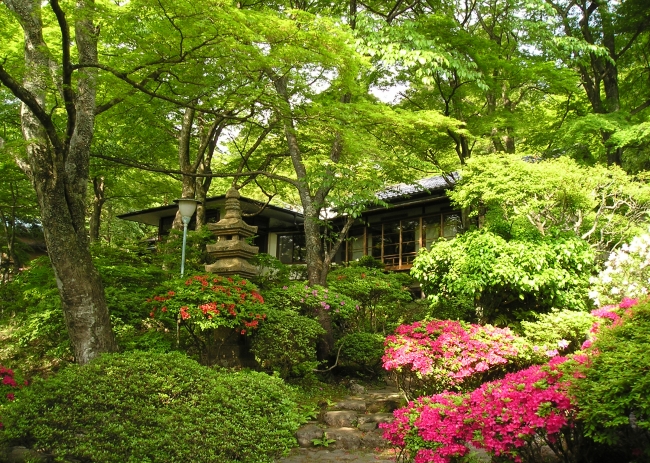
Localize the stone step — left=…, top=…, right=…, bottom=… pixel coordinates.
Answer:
left=295, top=386, right=400, bottom=450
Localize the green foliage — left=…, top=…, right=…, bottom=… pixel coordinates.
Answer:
left=153, top=227, right=216, bottom=275
left=327, top=266, right=414, bottom=333
left=92, top=244, right=168, bottom=327
left=348, top=255, right=385, bottom=269
left=0, top=351, right=304, bottom=463
left=570, top=301, right=650, bottom=457
left=251, top=310, right=325, bottom=378
left=261, top=282, right=359, bottom=335
left=0, top=257, right=72, bottom=367
left=521, top=309, right=596, bottom=354
left=249, top=253, right=292, bottom=290
left=335, top=332, right=385, bottom=372
left=451, top=154, right=650, bottom=251
left=0, top=246, right=174, bottom=371
left=411, top=230, right=596, bottom=325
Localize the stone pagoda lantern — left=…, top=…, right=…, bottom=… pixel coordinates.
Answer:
left=205, top=187, right=259, bottom=278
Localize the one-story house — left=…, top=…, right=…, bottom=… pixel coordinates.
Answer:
left=117, top=174, right=463, bottom=271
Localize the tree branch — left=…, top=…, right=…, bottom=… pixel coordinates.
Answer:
left=0, top=64, right=65, bottom=155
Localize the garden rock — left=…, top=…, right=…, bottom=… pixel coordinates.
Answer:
left=324, top=410, right=358, bottom=427
left=333, top=399, right=366, bottom=412
left=356, top=413, right=394, bottom=425
left=4, top=446, right=49, bottom=463
left=361, top=430, right=389, bottom=449
left=349, top=382, right=366, bottom=395
left=357, top=422, right=377, bottom=432
left=326, top=428, right=362, bottom=449
left=295, top=424, right=324, bottom=447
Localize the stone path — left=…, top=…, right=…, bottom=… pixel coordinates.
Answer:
left=276, top=384, right=403, bottom=463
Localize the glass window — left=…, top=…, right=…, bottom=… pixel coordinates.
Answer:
left=443, top=213, right=462, bottom=238
left=367, top=223, right=382, bottom=259
left=347, top=229, right=365, bottom=261
left=401, top=219, right=418, bottom=265
left=423, top=215, right=442, bottom=248
left=342, top=211, right=463, bottom=267
left=277, top=234, right=306, bottom=264
left=383, top=221, right=400, bottom=261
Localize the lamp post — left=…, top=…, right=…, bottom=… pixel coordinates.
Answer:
left=174, top=198, right=199, bottom=277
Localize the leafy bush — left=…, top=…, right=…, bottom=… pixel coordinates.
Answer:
left=0, top=257, right=72, bottom=367
left=521, top=309, right=596, bottom=355
left=570, top=300, right=650, bottom=458
left=383, top=320, right=542, bottom=398
left=336, top=332, right=385, bottom=372
left=262, top=282, right=359, bottom=335
left=349, top=255, right=385, bottom=269
left=153, top=226, right=216, bottom=275
left=328, top=266, right=414, bottom=333
left=147, top=273, right=267, bottom=363
left=251, top=311, right=325, bottom=377
left=589, top=231, right=650, bottom=306
left=249, top=253, right=292, bottom=290
left=382, top=358, right=577, bottom=463
left=411, top=230, right=596, bottom=325
left=0, top=351, right=304, bottom=463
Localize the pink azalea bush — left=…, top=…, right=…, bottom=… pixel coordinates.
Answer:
left=382, top=357, right=575, bottom=463
left=382, top=320, right=538, bottom=397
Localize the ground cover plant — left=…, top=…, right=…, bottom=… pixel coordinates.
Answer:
left=0, top=351, right=306, bottom=463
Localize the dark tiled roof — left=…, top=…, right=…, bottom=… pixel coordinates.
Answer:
left=377, top=173, right=458, bottom=201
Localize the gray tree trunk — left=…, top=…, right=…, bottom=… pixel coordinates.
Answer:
left=1, top=0, right=117, bottom=364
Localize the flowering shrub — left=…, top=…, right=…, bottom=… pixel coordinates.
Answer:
left=1, top=365, right=24, bottom=429
left=382, top=358, right=575, bottom=463
left=589, top=232, right=650, bottom=306
left=382, top=320, right=539, bottom=397
left=521, top=309, right=596, bottom=355
left=147, top=274, right=266, bottom=335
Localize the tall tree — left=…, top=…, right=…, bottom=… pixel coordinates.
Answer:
left=0, top=0, right=118, bottom=363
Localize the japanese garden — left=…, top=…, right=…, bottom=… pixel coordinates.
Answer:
left=1, top=0, right=649, bottom=462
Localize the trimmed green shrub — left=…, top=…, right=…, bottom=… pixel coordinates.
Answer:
left=327, top=266, right=414, bottom=333
left=0, top=351, right=304, bottom=463
left=336, top=332, right=385, bottom=372
left=251, top=311, right=325, bottom=377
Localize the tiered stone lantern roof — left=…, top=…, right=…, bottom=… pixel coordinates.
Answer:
left=204, top=187, right=259, bottom=278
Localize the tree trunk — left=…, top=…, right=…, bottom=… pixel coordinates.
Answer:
left=89, top=176, right=105, bottom=243
left=173, top=107, right=197, bottom=230
left=2, top=0, right=117, bottom=363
